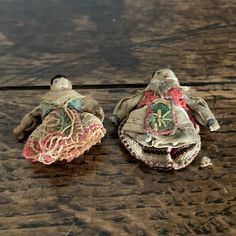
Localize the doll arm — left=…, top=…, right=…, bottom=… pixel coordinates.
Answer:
left=184, top=94, right=220, bottom=131
left=13, top=106, right=42, bottom=141
left=83, top=96, right=105, bottom=122
left=111, top=92, right=143, bottom=125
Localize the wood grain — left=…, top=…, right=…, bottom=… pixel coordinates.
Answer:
left=0, top=85, right=235, bottom=235
left=0, top=0, right=235, bottom=235
left=0, top=0, right=235, bottom=86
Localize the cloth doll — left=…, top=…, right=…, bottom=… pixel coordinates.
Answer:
left=14, top=75, right=106, bottom=164
left=111, top=69, right=220, bottom=170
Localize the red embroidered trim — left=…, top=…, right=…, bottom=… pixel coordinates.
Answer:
left=165, top=88, right=189, bottom=111
left=140, top=88, right=190, bottom=136
left=138, top=91, right=160, bottom=108
left=139, top=88, right=189, bottom=111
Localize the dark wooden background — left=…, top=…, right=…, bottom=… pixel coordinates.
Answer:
left=0, top=0, right=235, bottom=235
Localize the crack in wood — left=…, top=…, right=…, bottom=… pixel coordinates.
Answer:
left=0, top=81, right=236, bottom=91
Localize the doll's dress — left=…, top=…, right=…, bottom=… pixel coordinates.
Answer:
left=115, top=88, right=201, bottom=170
left=23, top=92, right=105, bottom=165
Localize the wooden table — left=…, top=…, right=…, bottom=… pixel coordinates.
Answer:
left=0, top=0, right=235, bottom=235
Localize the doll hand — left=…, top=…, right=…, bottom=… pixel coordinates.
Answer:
left=94, top=107, right=105, bottom=121
left=13, top=112, right=40, bottom=141
left=110, top=115, right=120, bottom=125
left=13, top=125, right=26, bottom=141
left=207, top=119, right=220, bottom=132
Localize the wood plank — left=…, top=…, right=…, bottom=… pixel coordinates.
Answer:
left=0, top=0, right=235, bottom=86
left=0, top=85, right=235, bottom=235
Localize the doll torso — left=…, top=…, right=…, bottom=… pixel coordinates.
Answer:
left=40, top=89, right=84, bottom=119
left=122, top=87, right=198, bottom=149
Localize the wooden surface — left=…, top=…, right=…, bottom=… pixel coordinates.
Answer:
left=0, top=0, right=236, bottom=235
left=0, top=0, right=235, bottom=86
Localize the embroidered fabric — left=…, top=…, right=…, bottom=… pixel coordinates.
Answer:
left=14, top=88, right=106, bottom=164
left=24, top=103, right=105, bottom=164
left=112, top=69, right=220, bottom=170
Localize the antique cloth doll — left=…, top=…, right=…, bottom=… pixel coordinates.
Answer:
left=111, top=69, right=220, bottom=170
left=13, top=75, right=106, bottom=165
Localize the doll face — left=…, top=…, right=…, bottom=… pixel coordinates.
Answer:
left=151, top=69, right=178, bottom=83
left=51, top=77, right=72, bottom=91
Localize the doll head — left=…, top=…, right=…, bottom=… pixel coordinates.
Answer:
left=146, top=69, right=182, bottom=93
left=151, top=69, right=179, bottom=84
left=50, top=74, right=72, bottom=91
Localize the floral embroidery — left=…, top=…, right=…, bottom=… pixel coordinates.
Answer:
left=145, top=98, right=177, bottom=136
